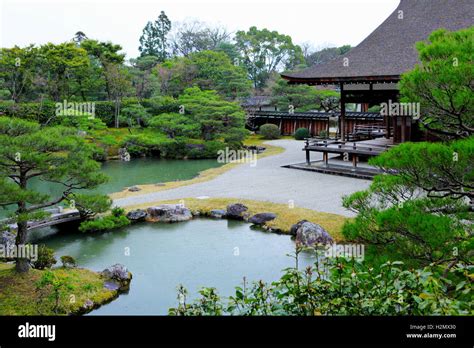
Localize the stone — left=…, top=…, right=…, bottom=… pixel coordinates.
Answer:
left=128, top=186, right=141, bottom=192
left=0, top=230, right=15, bottom=246
left=249, top=212, right=277, bottom=225
left=291, top=220, right=333, bottom=246
left=209, top=209, right=226, bottom=218
left=101, top=264, right=132, bottom=292
left=244, top=145, right=266, bottom=154
left=83, top=299, right=94, bottom=309
left=146, top=204, right=193, bottom=223
left=226, top=203, right=248, bottom=220
left=126, top=209, right=148, bottom=221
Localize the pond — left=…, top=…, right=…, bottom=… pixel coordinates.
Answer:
left=0, top=158, right=222, bottom=218
left=32, top=219, right=317, bottom=315
left=35, top=157, right=223, bottom=196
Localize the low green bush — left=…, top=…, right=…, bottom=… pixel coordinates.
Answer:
left=60, top=256, right=77, bottom=268
left=79, top=214, right=130, bottom=233
left=32, top=245, right=57, bottom=270
left=294, top=127, right=310, bottom=140
left=259, top=123, right=280, bottom=139
left=169, top=255, right=473, bottom=316
left=319, top=130, right=329, bottom=139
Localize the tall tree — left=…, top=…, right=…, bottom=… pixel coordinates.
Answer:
left=234, top=27, right=304, bottom=89
left=80, top=39, right=125, bottom=100
left=0, top=117, right=109, bottom=273
left=72, top=31, right=88, bottom=45
left=304, top=45, right=351, bottom=67
left=36, top=42, right=90, bottom=101
left=169, top=21, right=231, bottom=57
left=129, top=55, right=160, bottom=100
left=0, top=45, right=38, bottom=102
left=400, top=27, right=474, bottom=139
left=155, top=51, right=251, bottom=99
left=139, top=11, right=171, bottom=61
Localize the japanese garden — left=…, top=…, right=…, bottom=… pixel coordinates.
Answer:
left=0, top=0, right=472, bottom=318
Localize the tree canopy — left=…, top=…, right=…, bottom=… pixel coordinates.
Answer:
left=235, top=27, right=304, bottom=89
left=0, top=117, right=110, bottom=272
left=400, top=27, right=474, bottom=139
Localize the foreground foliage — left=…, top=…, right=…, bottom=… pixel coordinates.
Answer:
left=343, top=138, right=473, bottom=267
left=400, top=27, right=473, bottom=139
left=169, top=255, right=472, bottom=316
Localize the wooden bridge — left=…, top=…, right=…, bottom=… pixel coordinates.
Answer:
left=1, top=210, right=82, bottom=231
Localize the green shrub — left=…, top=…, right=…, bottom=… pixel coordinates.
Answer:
left=60, top=256, right=77, bottom=268
left=111, top=206, right=126, bottom=217
left=119, top=104, right=151, bottom=127
left=32, top=245, right=57, bottom=270
left=319, top=130, right=329, bottom=139
left=79, top=214, right=130, bottom=233
left=170, top=256, right=473, bottom=316
left=294, top=127, right=310, bottom=140
left=259, top=123, right=280, bottom=139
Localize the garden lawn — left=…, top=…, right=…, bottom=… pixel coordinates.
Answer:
left=0, top=263, right=117, bottom=315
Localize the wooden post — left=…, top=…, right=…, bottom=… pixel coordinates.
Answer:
left=352, top=154, right=358, bottom=168
left=305, top=139, right=310, bottom=165
left=323, top=152, right=328, bottom=167
left=401, top=116, right=407, bottom=142
left=340, top=82, right=346, bottom=141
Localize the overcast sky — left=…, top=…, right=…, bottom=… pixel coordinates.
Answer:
left=1, top=0, right=400, bottom=60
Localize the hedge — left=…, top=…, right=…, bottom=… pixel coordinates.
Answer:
left=0, top=98, right=181, bottom=127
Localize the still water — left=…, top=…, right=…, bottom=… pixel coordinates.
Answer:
left=35, top=219, right=316, bottom=315
left=35, top=157, right=223, bottom=196
left=0, top=158, right=222, bottom=218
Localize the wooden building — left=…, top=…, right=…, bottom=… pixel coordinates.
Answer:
left=281, top=0, right=473, bottom=143
left=279, top=0, right=473, bottom=178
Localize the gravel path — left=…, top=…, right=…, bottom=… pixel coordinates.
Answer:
left=114, top=139, right=372, bottom=217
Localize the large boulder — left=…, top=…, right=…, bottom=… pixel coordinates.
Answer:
left=126, top=209, right=148, bottom=221
left=128, top=186, right=141, bottom=192
left=249, top=212, right=277, bottom=225
left=291, top=220, right=333, bottom=247
left=209, top=209, right=226, bottom=218
left=146, top=204, right=193, bottom=223
left=101, top=264, right=132, bottom=292
left=226, top=203, right=248, bottom=220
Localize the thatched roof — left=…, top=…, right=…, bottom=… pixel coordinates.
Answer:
left=282, top=0, right=474, bottom=84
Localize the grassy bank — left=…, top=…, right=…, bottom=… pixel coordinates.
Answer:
left=0, top=263, right=119, bottom=315
left=109, top=135, right=287, bottom=200
left=124, top=197, right=348, bottom=241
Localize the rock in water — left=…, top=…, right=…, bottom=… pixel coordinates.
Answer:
left=101, top=264, right=132, bottom=292
left=209, top=209, right=226, bottom=218
left=226, top=203, right=248, bottom=220
left=146, top=204, right=193, bottom=223
left=126, top=209, right=148, bottom=221
left=249, top=212, right=277, bottom=225
left=291, top=220, right=333, bottom=246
